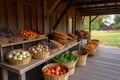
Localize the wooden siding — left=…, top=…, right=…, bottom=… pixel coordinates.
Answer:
left=0, top=0, right=82, bottom=34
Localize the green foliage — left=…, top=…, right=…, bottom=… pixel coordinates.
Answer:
left=114, top=14, right=120, bottom=29
left=83, top=16, right=103, bottom=30
left=54, top=51, right=77, bottom=62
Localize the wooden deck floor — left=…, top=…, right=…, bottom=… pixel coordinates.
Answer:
left=69, top=46, right=120, bottom=80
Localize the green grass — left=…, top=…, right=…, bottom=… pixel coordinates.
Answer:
left=91, top=30, right=120, bottom=46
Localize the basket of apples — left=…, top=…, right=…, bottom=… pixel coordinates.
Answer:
left=6, top=49, right=32, bottom=66
left=28, top=44, right=50, bottom=59
left=42, top=63, right=69, bottom=80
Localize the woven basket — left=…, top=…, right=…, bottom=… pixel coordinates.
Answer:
left=54, top=59, right=78, bottom=69
left=6, top=49, right=32, bottom=66
left=50, top=48, right=58, bottom=54
left=10, top=37, right=23, bottom=43
left=58, top=45, right=65, bottom=50
left=68, top=67, right=75, bottom=76
left=72, top=50, right=88, bottom=67
left=88, top=48, right=98, bottom=56
left=53, top=33, right=68, bottom=40
left=25, top=36, right=36, bottom=40
left=37, top=34, right=46, bottom=38
left=90, top=39, right=99, bottom=45
left=42, top=63, right=69, bottom=80
left=0, top=38, right=9, bottom=45
left=29, top=46, right=50, bottom=59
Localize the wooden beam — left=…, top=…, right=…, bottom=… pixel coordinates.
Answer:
left=78, top=5, right=120, bottom=10
left=49, top=0, right=62, bottom=16
left=81, top=9, right=120, bottom=16
left=53, top=0, right=75, bottom=30
left=75, top=0, right=120, bottom=6
left=90, top=15, right=99, bottom=23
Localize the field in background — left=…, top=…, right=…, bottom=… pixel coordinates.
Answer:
left=91, top=30, right=120, bottom=46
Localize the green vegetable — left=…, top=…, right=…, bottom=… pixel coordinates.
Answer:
left=54, top=51, right=77, bottom=62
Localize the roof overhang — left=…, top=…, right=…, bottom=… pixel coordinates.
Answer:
left=63, top=0, right=120, bottom=16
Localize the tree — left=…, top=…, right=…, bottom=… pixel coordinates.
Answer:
left=83, top=16, right=103, bottom=30
left=114, top=14, right=120, bottom=29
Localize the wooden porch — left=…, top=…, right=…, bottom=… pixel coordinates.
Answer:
left=69, top=45, right=120, bottom=80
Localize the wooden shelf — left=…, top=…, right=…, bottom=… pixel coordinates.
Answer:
left=0, top=42, right=80, bottom=74
left=0, top=37, right=48, bottom=47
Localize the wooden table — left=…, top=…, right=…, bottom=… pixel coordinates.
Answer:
left=0, top=42, right=81, bottom=80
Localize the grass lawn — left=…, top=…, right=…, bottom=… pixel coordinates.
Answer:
left=91, top=30, right=120, bottom=46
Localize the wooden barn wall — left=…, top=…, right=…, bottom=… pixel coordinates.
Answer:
left=0, top=0, right=82, bottom=34
left=46, top=0, right=82, bottom=34
left=0, top=0, right=43, bottom=31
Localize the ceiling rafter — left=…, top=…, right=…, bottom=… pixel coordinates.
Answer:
left=78, top=4, right=120, bottom=10
left=74, top=0, right=120, bottom=7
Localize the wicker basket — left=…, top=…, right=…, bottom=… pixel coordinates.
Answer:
left=50, top=48, right=58, bottom=54
left=10, top=37, right=23, bottom=43
left=0, top=38, right=9, bottom=45
left=29, top=46, right=50, bottom=59
left=53, top=33, right=68, bottom=40
left=42, top=63, right=69, bottom=80
left=25, top=36, right=36, bottom=40
left=88, top=48, right=98, bottom=56
left=58, top=45, right=65, bottom=50
left=68, top=67, right=75, bottom=76
left=89, top=39, right=99, bottom=45
left=37, top=34, right=46, bottom=38
left=6, top=49, right=32, bottom=66
left=54, top=59, right=78, bottom=69
left=72, top=50, right=88, bottom=67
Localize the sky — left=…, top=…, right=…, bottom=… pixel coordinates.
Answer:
left=103, top=15, right=115, bottom=24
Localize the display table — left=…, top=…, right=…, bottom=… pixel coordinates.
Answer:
left=0, top=38, right=82, bottom=80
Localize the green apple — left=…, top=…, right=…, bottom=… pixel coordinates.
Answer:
left=23, top=55, right=27, bottom=59
left=13, top=56, right=17, bottom=60
left=18, top=55, right=23, bottom=58
left=17, top=57, right=23, bottom=60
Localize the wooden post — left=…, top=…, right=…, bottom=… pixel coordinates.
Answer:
left=88, top=15, right=99, bottom=42
left=88, top=16, right=91, bottom=42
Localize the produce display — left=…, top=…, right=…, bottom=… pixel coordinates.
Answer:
left=20, top=30, right=37, bottom=37
left=50, top=40, right=63, bottom=47
left=76, top=30, right=90, bottom=39
left=0, top=28, right=23, bottom=38
left=53, top=31, right=71, bottom=40
left=7, top=50, right=31, bottom=60
left=54, top=51, right=77, bottom=62
left=84, top=43, right=98, bottom=50
left=30, top=44, right=49, bottom=54
left=68, top=33, right=77, bottom=39
left=43, top=65, right=67, bottom=76
left=40, top=40, right=58, bottom=49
